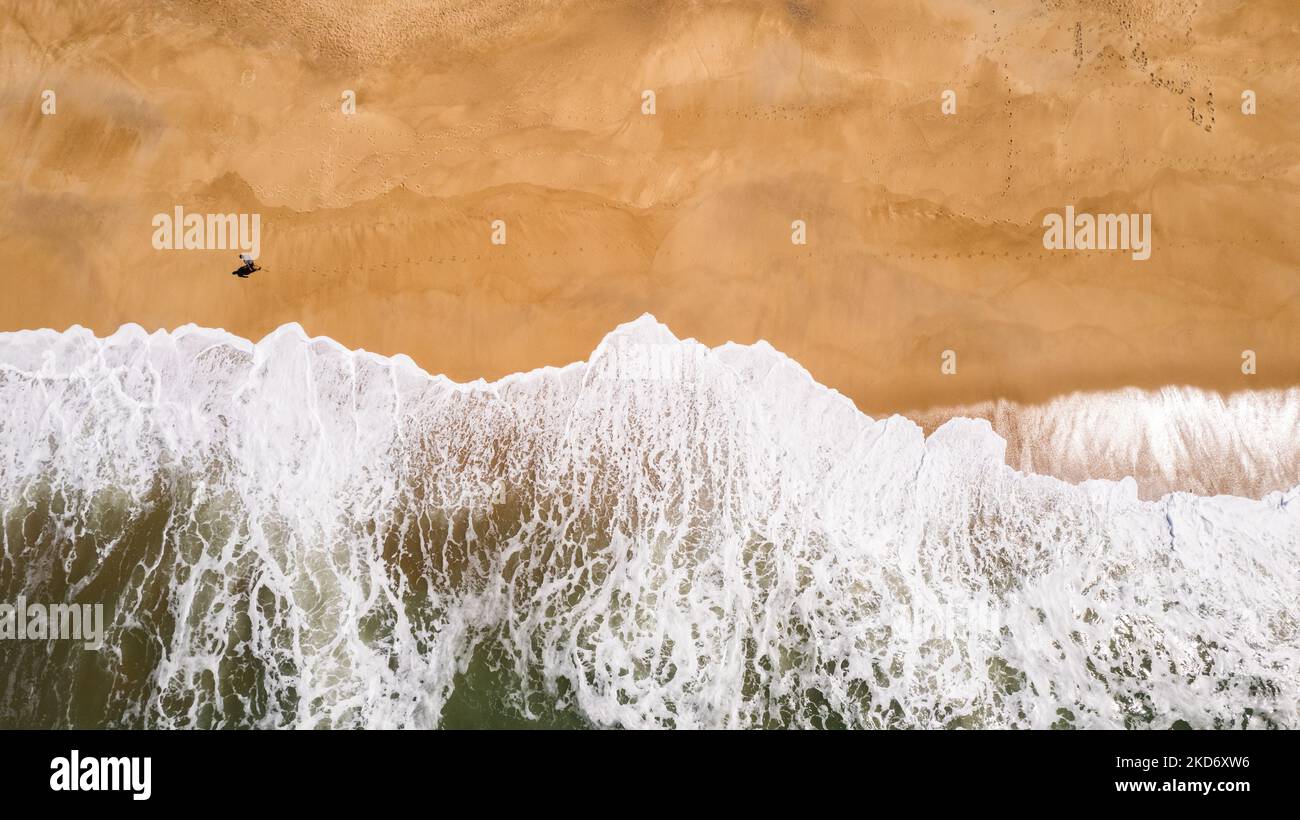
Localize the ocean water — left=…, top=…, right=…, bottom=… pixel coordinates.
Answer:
left=0, top=316, right=1296, bottom=729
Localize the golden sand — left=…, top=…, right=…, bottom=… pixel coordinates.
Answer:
left=3, top=0, right=1298, bottom=419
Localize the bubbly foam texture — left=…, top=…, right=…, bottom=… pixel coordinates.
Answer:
left=914, top=387, right=1300, bottom=500
left=0, top=316, right=1296, bottom=728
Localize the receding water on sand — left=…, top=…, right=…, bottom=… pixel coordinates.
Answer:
left=0, top=318, right=1297, bottom=728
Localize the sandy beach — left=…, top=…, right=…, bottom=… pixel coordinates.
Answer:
left=5, top=1, right=1300, bottom=734
left=3, top=0, right=1298, bottom=420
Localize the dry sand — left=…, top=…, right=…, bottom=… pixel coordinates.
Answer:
left=3, top=0, right=1299, bottom=420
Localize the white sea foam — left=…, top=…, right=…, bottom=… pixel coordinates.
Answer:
left=914, top=387, right=1300, bottom=500
left=0, top=316, right=1296, bottom=728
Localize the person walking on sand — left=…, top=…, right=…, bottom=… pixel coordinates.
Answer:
left=231, top=253, right=260, bottom=278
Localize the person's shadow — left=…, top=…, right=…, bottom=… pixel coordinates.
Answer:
left=230, top=256, right=259, bottom=278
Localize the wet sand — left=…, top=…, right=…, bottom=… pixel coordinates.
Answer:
left=2, top=0, right=1299, bottom=419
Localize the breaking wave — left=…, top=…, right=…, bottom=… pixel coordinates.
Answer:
left=0, top=316, right=1296, bottom=728
left=914, top=387, right=1300, bottom=501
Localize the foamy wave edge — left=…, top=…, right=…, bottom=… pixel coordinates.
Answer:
left=1, top=314, right=1297, bottom=729
left=5, top=313, right=1295, bottom=504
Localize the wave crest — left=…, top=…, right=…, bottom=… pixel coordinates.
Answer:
left=0, top=317, right=1296, bottom=728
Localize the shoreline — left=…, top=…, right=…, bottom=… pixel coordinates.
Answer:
left=3, top=0, right=1299, bottom=463
left=5, top=317, right=1298, bottom=502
